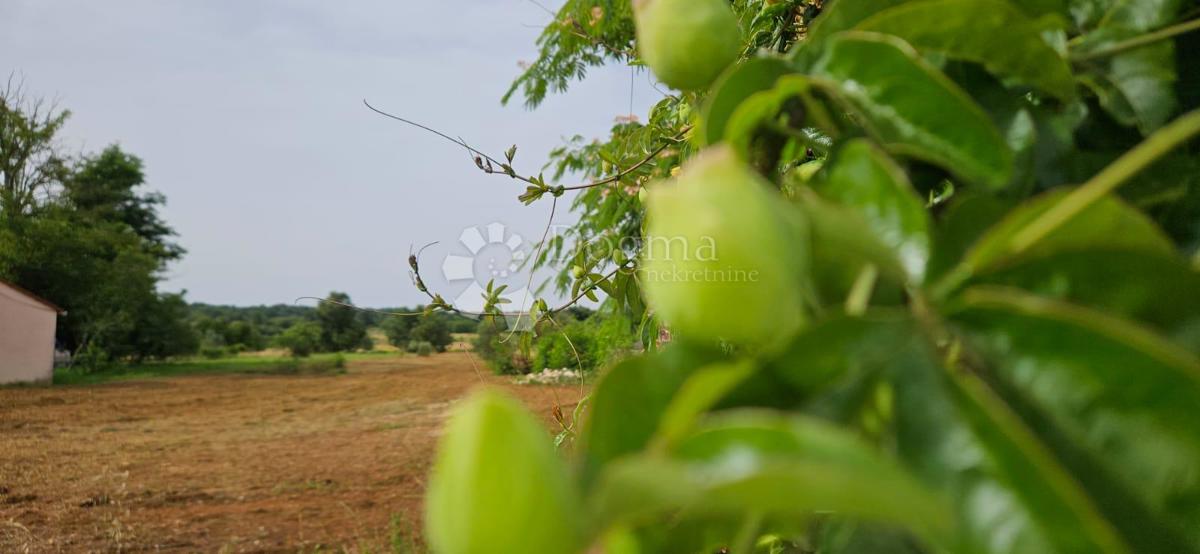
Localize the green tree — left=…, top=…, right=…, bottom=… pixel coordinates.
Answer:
left=316, top=291, right=368, bottom=352
left=128, top=292, right=200, bottom=361
left=65, top=145, right=184, bottom=263
left=275, top=321, right=321, bottom=358
left=0, top=84, right=191, bottom=365
left=380, top=313, right=417, bottom=349
left=224, top=320, right=264, bottom=350
left=0, top=208, right=158, bottom=358
left=0, top=77, right=70, bottom=221
left=410, top=315, right=452, bottom=353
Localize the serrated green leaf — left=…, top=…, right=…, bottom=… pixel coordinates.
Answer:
left=856, top=0, right=1075, bottom=101
left=810, top=32, right=1013, bottom=188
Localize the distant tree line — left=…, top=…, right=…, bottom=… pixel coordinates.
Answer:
left=187, top=294, right=477, bottom=358
left=0, top=79, right=478, bottom=369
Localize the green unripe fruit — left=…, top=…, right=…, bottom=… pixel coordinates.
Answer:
left=571, top=265, right=586, bottom=279
left=641, top=147, right=808, bottom=347
left=634, top=0, right=742, bottom=91
left=426, top=389, right=581, bottom=554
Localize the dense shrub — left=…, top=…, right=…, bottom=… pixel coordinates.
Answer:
left=531, top=311, right=634, bottom=373
left=473, top=317, right=524, bottom=375
left=199, top=346, right=227, bottom=360
left=415, top=341, right=434, bottom=357
left=275, top=321, right=321, bottom=358
left=410, top=316, right=453, bottom=352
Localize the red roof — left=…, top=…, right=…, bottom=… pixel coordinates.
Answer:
left=0, top=279, right=65, bottom=314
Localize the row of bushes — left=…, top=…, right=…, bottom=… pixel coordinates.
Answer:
left=473, top=309, right=636, bottom=376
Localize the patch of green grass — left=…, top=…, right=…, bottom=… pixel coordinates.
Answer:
left=51, top=352, right=403, bottom=386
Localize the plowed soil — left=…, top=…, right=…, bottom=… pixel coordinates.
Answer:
left=0, top=353, right=582, bottom=553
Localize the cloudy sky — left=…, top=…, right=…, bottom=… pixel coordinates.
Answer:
left=0, top=0, right=659, bottom=308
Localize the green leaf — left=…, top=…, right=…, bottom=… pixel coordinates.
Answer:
left=817, top=139, right=931, bottom=280
left=942, top=362, right=1132, bottom=554
left=722, top=75, right=840, bottom=159
left=810, top=32, right=1013, bottom=188
left=1070, top=0, right=1184, bottom=32
left=953, top=189, right=1173, bottom=285
left=805, top=0, right=1069, bottom=55
left=856, top=0, right=1075, bottom=101
left=796, top=190, right=910, bottom=308
left=577, top=344, right=723, bottom=487
left=886, top=339, right=1058, bottom=553
left=888, top=339, right=1129, bottom=554
left=968, top=249, right=1200, bottom=339
left=592, top=412, right=954, bottom=546
left=925, top=193, right=1014, bottom=285
left=765, top=310, right=914, bottom=395
left=798, top=0, right=910, bottom=53
left=699, top=57, right=793, bottom=147
left=425, top=389, right=581, bottom=554
left=654, top=360, right=757, bottom=447
left=951, top=287, right=1200, bottom=550
left=1075, top=28, right=1178, bottom=133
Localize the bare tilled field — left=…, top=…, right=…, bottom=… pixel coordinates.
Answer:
left=0, top=354, right=580, bottom=553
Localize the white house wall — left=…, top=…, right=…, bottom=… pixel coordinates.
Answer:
left=0, top=284, right=57, bottom=385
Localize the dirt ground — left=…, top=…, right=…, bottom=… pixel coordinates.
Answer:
left=0, top=353, right=583, bottom=553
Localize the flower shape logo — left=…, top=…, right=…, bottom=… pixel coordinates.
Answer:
left=440, top=222, right=532, bottom=313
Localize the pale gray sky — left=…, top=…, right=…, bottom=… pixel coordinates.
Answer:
left=0, top=0, right=659, bottom=308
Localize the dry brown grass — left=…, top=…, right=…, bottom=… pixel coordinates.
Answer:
left=0, top=352, right=579, bottom=553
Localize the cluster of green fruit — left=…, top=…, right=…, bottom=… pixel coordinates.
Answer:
left=635, top=0, right=810, bottom=349
left=423, top=2, right=803, bottom=551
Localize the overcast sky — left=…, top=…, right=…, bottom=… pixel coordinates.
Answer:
left=0, top=0, right=659, bottom=308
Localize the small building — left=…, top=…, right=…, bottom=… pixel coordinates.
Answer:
left=0, top=279, right=64, bottom=385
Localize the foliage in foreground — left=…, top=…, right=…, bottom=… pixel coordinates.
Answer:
left=420, top=0, right=1200, bottom=552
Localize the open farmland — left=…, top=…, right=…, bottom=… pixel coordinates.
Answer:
left=0, top=353, right=581, bottom=553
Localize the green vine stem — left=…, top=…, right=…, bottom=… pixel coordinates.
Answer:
left=1071, top=18, right=1200, bottom=62
left=1008, top=108, right=1200, bottom=252
left=931, top=108, right=1200, bottom=299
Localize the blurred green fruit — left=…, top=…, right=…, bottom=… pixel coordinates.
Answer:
left=641, top=146, right=809, bottom=347
left=425, top=389, right=580, bottom=554
left=634, top=0, right=742, bottom=91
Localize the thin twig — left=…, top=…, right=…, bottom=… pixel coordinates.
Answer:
left=364, top=98, right=687, bottom=197
left=501, top=195, right=559, bottom=344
